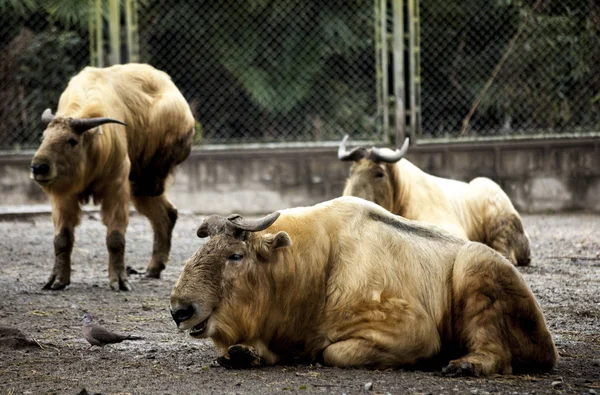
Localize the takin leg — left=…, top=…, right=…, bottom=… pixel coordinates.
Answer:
left=43, top=196, right=81, bottom=290
left=101, top=187, right=131, bottom=291
left=322, top=298, right=441, bottom=368
left=444, top=243, right=558, bottom=377
left=217, top=340, right=280, bottom=369
left=132, top=193, right=178, bottom=278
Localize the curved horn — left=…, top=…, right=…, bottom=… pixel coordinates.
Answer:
left=227, top=212, right=280, bottom=232
left=197, top=215, right=228, bottom=238
left=41, top=108, right=55, bottom=125
left=368, top=137, right=410, bottom=163
left=338, top=135, right=367, bottom=162
left=196, top=212, right=281, bottom=239
left=69, top=117, right=127, bottom=135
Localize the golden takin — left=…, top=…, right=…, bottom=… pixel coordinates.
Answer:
left=170, top=196, right=557, bottom=375
left=339, top=135, right=531, bottom=266
left=30, top=63, right=195, bottom=291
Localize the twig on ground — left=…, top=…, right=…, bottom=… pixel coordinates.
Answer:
left=544, top=256, right=600, bottom=261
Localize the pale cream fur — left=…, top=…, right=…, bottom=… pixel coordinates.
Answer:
left=171, top=197, right=557, bottom=375
left=343, top=158, right=531, bottom=266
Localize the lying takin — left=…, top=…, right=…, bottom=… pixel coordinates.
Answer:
left=338, top=135, right=531, bottom=266
left=30, top=63, right=195, bottom=291
left=170, top=196, right=557, bottom=375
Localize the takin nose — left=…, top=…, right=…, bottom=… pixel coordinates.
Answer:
left=170, top=305, right=195, bottom=327
left=31, top=162, right=50, bottom=176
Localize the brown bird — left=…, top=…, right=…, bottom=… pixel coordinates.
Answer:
left=81, top=313, right=143, bottom=350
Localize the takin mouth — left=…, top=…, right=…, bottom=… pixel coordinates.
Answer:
left=189, top=317, right=209, bottom=337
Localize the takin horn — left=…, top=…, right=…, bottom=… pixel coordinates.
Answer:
left=197, top=212, right=281, bottom=239
left=368, top=137, right=410, bottom=163
left=69, top=117, right=127, bottom=135
left=337, top=135, right=368, bottom=162
left=226, top=212, right=280, bottom=232
left=41, top=108, right=55, bottom=125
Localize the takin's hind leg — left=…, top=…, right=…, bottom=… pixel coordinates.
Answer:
left=132, top=193, right=178, bottom=279
left=444, top=243, right=557, bottom=377
left=323, top=298, right=441, bottom=369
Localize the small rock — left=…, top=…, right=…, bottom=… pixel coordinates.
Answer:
left=592, top=359, right=600, bottom=367
left=364, top=382, right=373, bottom=392
left=471, top=389, right=478, bottom=394
left=551, top=381, right=563, bottom=388
left=588, top=390, right=597, bottom=395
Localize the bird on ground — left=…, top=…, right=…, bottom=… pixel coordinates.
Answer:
left=81, top=313, right=143, bottom=350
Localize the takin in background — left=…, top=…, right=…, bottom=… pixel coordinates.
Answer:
left=30, top=63, right=195, bottom=291
left=339, top=135, right=531, bottom=266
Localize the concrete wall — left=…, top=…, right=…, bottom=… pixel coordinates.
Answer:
left=1, top=138, right=599, bottom=214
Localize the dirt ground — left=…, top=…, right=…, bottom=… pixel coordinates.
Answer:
left=0, top=211, right=598, bottom=395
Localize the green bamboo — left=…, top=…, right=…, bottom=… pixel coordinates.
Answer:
left=108, top=0, right=120, bottom=65
left=408, top=0, right=417, bottom=139
left=392, top=0, right=405, bottom=147
left=125, top=0, right=139, bottom=63
left=413, top=0, right=422, bottom=138
left=89, top=0, right=96, bottom=66
left=374, top=0, right=383, bottom=140
left=95, top=0, right=103, bottom=67
left=381, top=0, right=390, bottom=144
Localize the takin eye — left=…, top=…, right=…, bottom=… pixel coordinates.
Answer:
left=68, top=138, right=78, bottom=147
left=228, top=253, right=243, bottom=262
left=374, top=170, right=385, bottom=179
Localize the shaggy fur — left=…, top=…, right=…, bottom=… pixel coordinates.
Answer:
left=343, top=158, right=531, bottom=266
left=31, top=63, right=195, bottom=290
left=170, top=197, right=557, bottom=375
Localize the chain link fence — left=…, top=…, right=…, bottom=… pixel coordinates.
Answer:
left=0, top=5, right=90, bottom=150
left=0, top=0, right=599, bottom=150
left=421, top=0, right=600, bottom=139
left=0, top=1, right=378, bottom=149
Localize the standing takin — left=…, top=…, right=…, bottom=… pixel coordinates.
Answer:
left=338, top=135, right=531, bottom=266
left=30, top=63, right=195, bottom=291
left=170, top=197, right=558, bottom=375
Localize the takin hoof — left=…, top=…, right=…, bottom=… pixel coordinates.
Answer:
left=441, top=361, right=478, bottom=377
left=145, top=265, right=165, bottom=279
left=109, top=278, right=132, bottom=292
left=217, top=344, right=261, bottom=369
left=42, top=275, right=70, bottom=291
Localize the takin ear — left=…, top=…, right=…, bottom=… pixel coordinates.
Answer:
left=256, top=231, right=292, bottom=259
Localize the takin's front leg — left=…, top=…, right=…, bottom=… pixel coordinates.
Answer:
left=43, top=196, right=81, bottom=290
left=132, top=194, right=178, bottom=279
left=101, top=188, right=131, bottom=291
left=444, top=243, right=558, bottom=377
left=323, top=298, right=441, bottom=368
left=216, top=340, right=280, bottom=369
